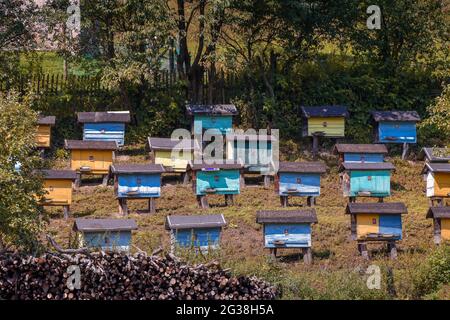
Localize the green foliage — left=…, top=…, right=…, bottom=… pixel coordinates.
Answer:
left=412, top=245, right=450, bottom=299
left=0, top=92, right=47, bottom=253
left=419, top=84, right=450, bottom=146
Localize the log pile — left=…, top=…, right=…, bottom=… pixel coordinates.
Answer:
left=0, top=251, right=277, bottom=300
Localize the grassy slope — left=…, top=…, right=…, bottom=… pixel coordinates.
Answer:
left=47, top=147, right=448, bottom=300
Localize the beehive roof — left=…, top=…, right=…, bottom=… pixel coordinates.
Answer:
left=77, top=111, right=131, bottom=123
left=421, top=162, right=450, bottom=174
left=278, top=162, right=327, bottom=173
left=110, top=163, right=165, bottom=174
left=187, top=161, right=243, bottom=171
left=74, top=219, right=137, bottom=232
left=418, top=148, right=450, bottom=162
left=345, top=202, right=407, bottom=215
left=300, top=105, right=349, bottom=118
left=333, top=144, right=388, bottom=154
left=148, top=137, right=200, bottom=151
left=186, top=104, right=238, bottom=115
left=256, top=209, right=318, bottom=224
left=340, top=162, right=395, bottom=171
left=37, top=116, right=56, bottom=126
left=371, top=111, right=421, bottom=122
left=426, top=207, right=450, bottom=219
left=165, top=214, right=226, bottom=230
left=64, top=140, right=118, bottom=150
left=38, top=169, right=77, bottom=180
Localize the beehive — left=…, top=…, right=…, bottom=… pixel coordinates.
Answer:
left=165, top=214, right=226, bottom=253
left=77, top=111, right=130, bottom=147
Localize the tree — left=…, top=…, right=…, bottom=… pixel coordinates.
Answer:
left=174, top=0, right=230, bottom=103
left=420, top=84, right=450, bottom=146
left=0, top=92, right=47, bottom=253
left=342, top=0, right=449, bottom=72
left=0, top=0, right=40, bottom=82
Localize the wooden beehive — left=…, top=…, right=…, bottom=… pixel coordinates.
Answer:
left=65, top=140, right=118, bottom=178
left=333, top=144, right=388, bottom=164
left=77, top=111, right=131, bottom=147
left=72, top=218, right=137, bottom=252
left=110, top=163, right=165, bottom=215
left=256, top=209, right=318, bottom=264
left=36, top=116, right=56, bottom=149
left=301, top=105, right=348, bottom=138
left=274, top=162, right=327, bottom=207
left=426, top=207, right=450, bottom=244
left=187, top=161, right=243, bottom=208
left=165, top=214, right=226, bottom=253
left=339, top=162, right=395, bottom=201
left=371, top=111, right=420, bottom=144
left=345, top=202, right=407, bottom=259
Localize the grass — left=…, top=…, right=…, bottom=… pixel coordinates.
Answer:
left=45, top=147, right=449, bottom=300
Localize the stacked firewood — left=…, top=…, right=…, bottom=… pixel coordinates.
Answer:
left=0, top=251, right=277, bottom=300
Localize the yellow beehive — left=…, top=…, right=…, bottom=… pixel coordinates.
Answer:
left=422, top=163, right=450, bottom=198
left=65, top=140, right=118, bottom=175
left=40, top=170, right=77, bottom=206
left=148, top=137, right=199, bottom=173
left=301, top=106, right=348, bottom=138
left=36, top=116, right=55, bottom=148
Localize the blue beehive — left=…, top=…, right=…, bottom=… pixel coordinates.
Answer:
left=339, top=162, right=395, bottom=201
left=275, top=162, right=327, bottom=207
left=110, top=163, right=165, bottom=215
left=186, top=104, right=238, bottom=136
left=346, top=202, right=407, bottom=259
left=333, top=144, right=388, bottom=164
left=72, top=218, right=137, bottom=252
left=188, top=162, right=243, bottom=208
left=256, top=209, right=318, bottom=264
left=371, top=111, right=421, bottom=144
left=77, top=111, right=131, bottom=147
left=165, top=214, right=227, bottom=253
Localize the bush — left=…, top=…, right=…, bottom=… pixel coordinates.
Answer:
left=412, top=245, right=450, bottom=299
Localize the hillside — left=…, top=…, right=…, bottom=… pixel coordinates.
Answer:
left=46, top=146, right=449, bottom=300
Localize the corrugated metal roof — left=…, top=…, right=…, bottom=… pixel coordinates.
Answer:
left=418, top=148, right=450, bottom=162
left=301, top=105, right=349, bottom=118
left=371, top=111, right=421, bottom=122
left=148, top=137, right=200, bottom=151
left=111, top=163, right=165, bottom=174
left=65, top=140, right=118, bottom=150
left=186, top=104, right=238, bottom=115
left=38, top=169, right=77, bottom=180
left=278, top=162, right=327, bottom=173
left=74, top=219, right=138, bottom=232
left=165, top=214, right=226, bottom=230
left=187, top=161, right=243, bottom=171
left=256, top=209, right=318, bottom=224
left=77, top=111, right=131, bottom=123
left=422, top=162, right=450, bottom=174
left=426, top=207, right=450, bottom=219
left=345, top=202, right=407, bottom=215
left=333, top=144, right=388, bottom=154
left=37, top=115, right=56, bottom=125
left=340, top=162, right=395, bottom=171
